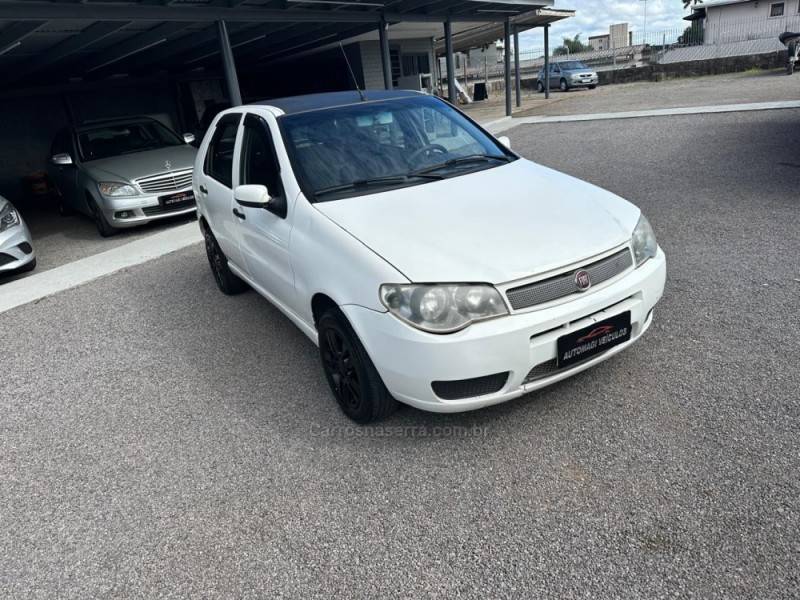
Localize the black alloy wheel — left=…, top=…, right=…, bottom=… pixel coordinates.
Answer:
left=318, top=308, right=397, bottom=423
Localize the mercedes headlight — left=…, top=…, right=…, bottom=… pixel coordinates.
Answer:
left=98, top=182, right=139, bottom=197
left=0, top=202, right=20, bottom=233
left=631, top=213, right=658, bottom=267
left=380, top=284, right=509, bottom=333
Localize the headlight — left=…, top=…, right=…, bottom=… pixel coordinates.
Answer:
left=98, top=182, right=139, bottom=197
left=380, top=284, right=509, bottom=333
left=0, top=203, right=20, bottom=233
left=631, top=213, right=658, bottom=267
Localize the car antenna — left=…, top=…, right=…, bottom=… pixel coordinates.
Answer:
left=339, top=42, right=366, bottom=102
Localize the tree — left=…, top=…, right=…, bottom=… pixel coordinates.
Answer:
left=554, top=34, right=592, bottom=56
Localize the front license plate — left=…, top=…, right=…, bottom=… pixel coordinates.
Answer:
left=556, top=311, right=631, bottom=368
left=160, top=191, right=193, bottom=206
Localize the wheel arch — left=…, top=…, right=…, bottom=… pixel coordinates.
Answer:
left=311, top=293, right=339, bottom=328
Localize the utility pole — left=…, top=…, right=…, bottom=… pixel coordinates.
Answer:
left=641, top=0, right=648, bottom=46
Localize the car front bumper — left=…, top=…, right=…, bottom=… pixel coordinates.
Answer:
left=571, top=76, right=599, bottom=86
left=98, top=187, right=196, bottom=229
left=343, top=247, right=666, bottom=413
left=0, top=218, right=35, bottom=273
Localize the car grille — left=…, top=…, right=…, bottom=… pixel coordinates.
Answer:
left=0, top=253, right=16, bottom=267
left=135, top=169, right=193, bottom=194
left=505, top=248, right=633, bottom=311
left=142, top=199, right=196, bottom=216
left=431, top=372, right=509, bottom=400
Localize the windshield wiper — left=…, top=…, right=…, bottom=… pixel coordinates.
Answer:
left=410, top=154, right=511, bottom=176
left=314, top=174, right=442, bottom=198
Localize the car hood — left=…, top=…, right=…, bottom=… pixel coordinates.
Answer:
left=83, top=145, right=197, bottom=183
left=314, top=159, right=641, bottom=284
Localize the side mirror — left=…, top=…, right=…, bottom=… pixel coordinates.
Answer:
left=51, top=153, right=73, bottom=166
left=183, top=133, right=196, bottom=144
left=234, top=184, right=272, bottom=209
left=497, top=136, right=511, bottom=150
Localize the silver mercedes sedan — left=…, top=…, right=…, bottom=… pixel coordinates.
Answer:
left=0, top=195, right=36, bottom=276
left=48, top=117, right=198, bottom=237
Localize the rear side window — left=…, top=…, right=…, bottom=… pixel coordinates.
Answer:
left=204, top=114, right=241, bottom=188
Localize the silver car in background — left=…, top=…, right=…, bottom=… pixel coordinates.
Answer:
left=48, top=117, right=198, bottom=237
left=537, top=60, right=599, bottom=93
left=0, top=195, right=36, bottom=276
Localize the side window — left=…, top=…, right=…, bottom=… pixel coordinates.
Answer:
left=204, top=114, right=241, bottom=188
left=240, top=113, right=286, bottom=218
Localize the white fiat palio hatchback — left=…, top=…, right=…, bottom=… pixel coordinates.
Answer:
left=195, top=90, right=666, bottom=423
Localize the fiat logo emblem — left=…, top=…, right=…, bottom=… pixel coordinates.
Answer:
left=574, top=269, right=591, bottom=291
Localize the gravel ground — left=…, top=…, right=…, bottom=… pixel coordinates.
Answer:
left=1, top=109, right=799, bottom=598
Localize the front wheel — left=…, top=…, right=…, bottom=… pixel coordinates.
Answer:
left=537, top=80, right=545, bottom=93
left=89, top=198, right=116, bottom=237
left=318, top=308, right=397, bottom=423
left=588, top=84, right=597, bottom=89
left=559, top=78, right=569, bottom=92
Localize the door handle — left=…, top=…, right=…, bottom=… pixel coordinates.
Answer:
left=232, top=207, right=246, bottom=220
left=198, top=184, right=208, bottom=195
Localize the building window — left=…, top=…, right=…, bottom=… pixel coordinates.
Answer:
left=402, top=53, right=431, bottom=77
left=769, top=2, right=784, bottom=17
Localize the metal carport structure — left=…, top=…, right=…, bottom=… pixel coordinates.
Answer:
left=0, top=0, right=557, bottom=115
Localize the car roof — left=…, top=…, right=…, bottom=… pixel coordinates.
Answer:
left=252, top=90, right=425, bottom=116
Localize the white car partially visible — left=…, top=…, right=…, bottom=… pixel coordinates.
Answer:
left=194, top=90, right=666, bottom=423
left=0, top=195, right=36, bottom=277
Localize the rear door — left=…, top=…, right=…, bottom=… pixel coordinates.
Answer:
left=197, top=112, right=245, bottom=269
left=232, top=112, right=296, bottom=310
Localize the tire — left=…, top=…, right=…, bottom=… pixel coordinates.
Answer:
left=537, top=80, right=545, bottom=93
left=787, top=61, right=795, bottom=76
left=202, top=225, right=248, bottom=295
left=88, top=197, right=116, bottom=237
left=559, top=78, right=569, bottom=92
left=318, top=307, right=397, bottom=423
left=588, top=84, right=597, bottom=90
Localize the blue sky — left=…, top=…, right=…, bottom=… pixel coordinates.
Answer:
left=518, top=0, right=692, bottom=51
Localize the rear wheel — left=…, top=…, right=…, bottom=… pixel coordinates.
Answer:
left=537, top=80, right=545, bottom=93
left=202, top=224, right=248, bottom=295
left=318, top=307, right=397, bottom=423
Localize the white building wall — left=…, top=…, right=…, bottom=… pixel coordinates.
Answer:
left=358, top=38, right=435, bottom=90
left=705, top=0, right=800, bottom=44
left=359, top=40, right=386, bottom=90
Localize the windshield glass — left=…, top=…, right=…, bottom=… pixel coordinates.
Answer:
left=279, top=95, right=514, bottom=201
left=558, top=61, right=589, bottom=70
left=78, top=121, right=184, bottom=161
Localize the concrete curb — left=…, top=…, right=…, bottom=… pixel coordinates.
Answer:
left=485, top=100, right=800, bottom=133
left=0, top=221, right=202, bottom=314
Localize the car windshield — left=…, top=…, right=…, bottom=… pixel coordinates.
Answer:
left=558, top=61, right=589, bottom=70
left=279, top=95, right=514, bottom=201
left=78, top=121, right=184, bottom=162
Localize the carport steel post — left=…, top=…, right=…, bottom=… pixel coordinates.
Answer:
left=217, top=19, right=242, bottom=106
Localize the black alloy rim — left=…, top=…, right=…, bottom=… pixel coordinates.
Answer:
left=321, top=327, right=361, bottom=411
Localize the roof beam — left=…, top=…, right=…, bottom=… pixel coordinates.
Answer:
left=8, top=21, right=130, bottom=82
left=0, top=21, right=48, bottom=55
left=0, top=2, right=547, bottom=23
left=77, top=22, right=191, bottom=74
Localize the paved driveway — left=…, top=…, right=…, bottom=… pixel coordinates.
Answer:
left=1, top=109, right=798, bottom=598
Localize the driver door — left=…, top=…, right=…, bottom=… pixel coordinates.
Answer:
left=232, top=112, right=296, bottom=311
